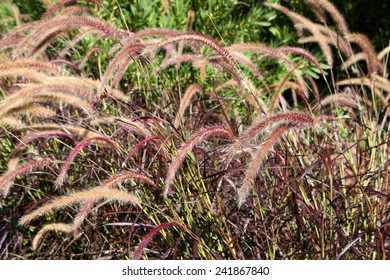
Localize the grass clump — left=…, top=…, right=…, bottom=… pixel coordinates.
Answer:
left=0, top=0, right=389, bottom=260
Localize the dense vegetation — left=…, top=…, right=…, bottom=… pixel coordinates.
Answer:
left=0, top=0, right=389, bottom=259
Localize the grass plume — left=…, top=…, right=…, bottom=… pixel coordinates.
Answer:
left=41, top=0, right=103, bottom=20
left=18, top=188, right=139, bottom=226
left=345, top=33, right=384, bottom=75
left=238, top=123, right=295, bottom=207
left=164, top=126, right=236, bottom=196
left=226, top=112, right=314, bottom=160
left=132, top=221, right=186, bottom=260
left=16, top=15, right=129, bottom=57
left=306, top=0, right=349, bottom=35
left=174, top=84, right=203, bottom=128
left=0, top=158, right=59, bottom=197
left=32, top=223, right=72, bottom=250
left=265, top=2, right=334, bottom=66
left=55, top=136, right=119, bottom=187
left=71, top=171, right=155, bottom=231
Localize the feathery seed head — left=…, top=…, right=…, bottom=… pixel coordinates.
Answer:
left=164, top=126, right=236, bottom=196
